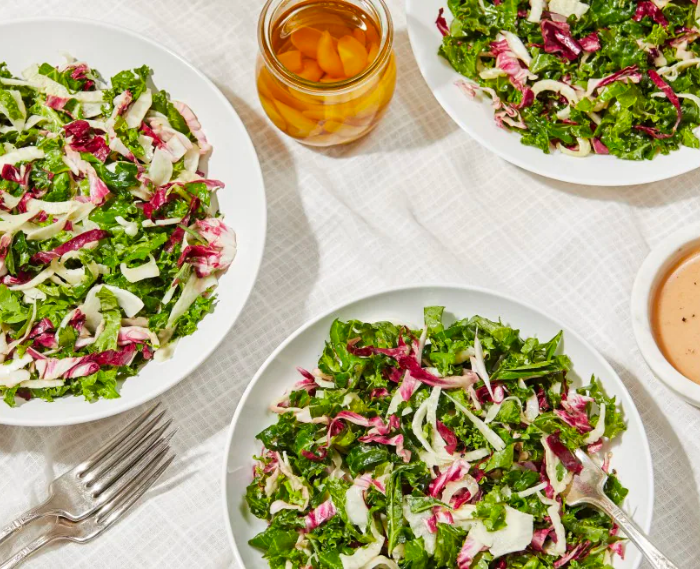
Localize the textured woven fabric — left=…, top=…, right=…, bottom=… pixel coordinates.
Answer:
left=0, top=0, right=698, bottom=567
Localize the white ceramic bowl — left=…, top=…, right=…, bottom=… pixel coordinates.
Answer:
left=0, top=18, right=267, bottom=426
left=631, top=225, right=700, bottom=407
left=223, top=284, right=653, bottom=569
left=405, top=0, right=700, bottom=186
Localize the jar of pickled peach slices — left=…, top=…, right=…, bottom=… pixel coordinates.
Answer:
left=257, top=0, right=395, bottom=146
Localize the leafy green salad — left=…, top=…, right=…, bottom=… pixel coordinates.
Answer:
left=246, top=308, right=628, bottom=568
left=437, top=0, right=700, bottom=159
left=0, top=56, right=236, bottom=406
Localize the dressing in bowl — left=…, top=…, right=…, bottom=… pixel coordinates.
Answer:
left=652, top=248, right=700, bottom=385
left=632, top=225, right=700, bottom=406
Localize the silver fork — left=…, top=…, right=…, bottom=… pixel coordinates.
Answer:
left=0, top=404, right=172, bottom=547
left=0, top=449, right=174, bottom=569
left=567, top=449, right=679, bottom=569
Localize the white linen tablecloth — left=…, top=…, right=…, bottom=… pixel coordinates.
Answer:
left=0, top=0, right=699, bottom=567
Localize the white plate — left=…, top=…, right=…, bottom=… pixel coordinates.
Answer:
left=405, top=0, right=700, bottom=186
left=0, top=18, right=266, bottom=426
left=223, top=284, right=653, bottom=569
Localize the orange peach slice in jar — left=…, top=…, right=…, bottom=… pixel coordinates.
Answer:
left=257, top=67, right=305, bottom=111
left=352, top=28, right=366, bottom=46
left=297, top=58, right=324, bottom=82
left=277, top=50, right=303, bottom=73
left=256, top=67, right=277, bottom=101
left=367, top=41, right=380, bottom=62
left=302, top=105, right=348, bottom=123
left=338, top=35, right=368, bottom=77
left=365, top=24, right=379, bottom=45
left=321, top=120, right=345, bottom=133
left=353, top=81, right=388, bottom=120
left=287, top=84, right=325, bottom=106
left=365, top=25, right=380, bottom=61
left=325, top=23, right=354, bottom=39
left=319, top=75, right=344, bottom=83
left=317, top=30, right=345, bottom=78
left=273, top=99, right=323, bottom=138
left=315, top=93, right=357, bottom=121
left=352, top=54, right=395, bottom=114
left=291, top=27, right=322, bottom=59
left=259, top=95, right=287, bottom=131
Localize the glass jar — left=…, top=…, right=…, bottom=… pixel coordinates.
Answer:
left=256, top=0, right=396, bottom=146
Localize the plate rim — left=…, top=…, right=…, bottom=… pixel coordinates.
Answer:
left=404, top=0, right=700, bottom=187
left=222, top=282, right=654, bottom=567
left=0, top=16, right=267, bottom=427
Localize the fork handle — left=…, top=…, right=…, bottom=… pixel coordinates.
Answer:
left=0, top=532, right=56, bottom=569
left=0, top=501, right=54, bottom=548
left=586, top=496, right=680, bottom=569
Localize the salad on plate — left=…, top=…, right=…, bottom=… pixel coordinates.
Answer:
left=437, top=0, right=700, bottom=160
left=246, top=307, right=628, bottom=568
left=0, top=56, right=236, bottom=406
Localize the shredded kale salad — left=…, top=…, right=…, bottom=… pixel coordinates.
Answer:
left=0, top=56, right=236, bottom=406
left=437, top=0, right=700, bottom=159
left=246, top=308, right=629, bottom=569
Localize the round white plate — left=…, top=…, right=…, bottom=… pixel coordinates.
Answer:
left=0, top=18, right=266, bottom=426
left=405, top=0, right=700, bottom=186
left=223, top=284, right=653, bottom=569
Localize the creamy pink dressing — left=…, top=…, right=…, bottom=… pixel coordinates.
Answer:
left=653, top=249, right=700, bottom=385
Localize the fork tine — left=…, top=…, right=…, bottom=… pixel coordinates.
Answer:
left=84, top=418, right=172, bottom=486
left=91, top=430, right=176, bottom=500
left=94, top=444, right=169, bottom=505
left=95, top=454, right=175, bottom=529
left=80, top=409, right=167, bottom=479
left=77, top=404, right=161, bottom=474
left=575, top=448, right=603, bottom=472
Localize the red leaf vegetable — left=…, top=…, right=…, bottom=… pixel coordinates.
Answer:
left=579, top=32, right=601, bottom=53
left=633, top=1, right=668, bottom=27
left=591, top=138, right=609, bottom=155
left=634, top=70, right=682, bottom=139
left=31, top=229, right=110, bottom=265
left=546, top=431, right=583, bottom=474
left=301, top=448, right=328, bottom=462
left=436, top=8, right=449, bottom=37
left=541, top=20, right=582, bottom=61
left=595, top=65, right=642, bottom=91
left=63, top=120, right=110, bottom=162
left=436, top=420, right=459, bottom=454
